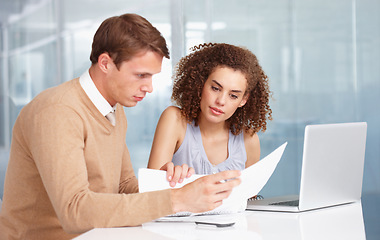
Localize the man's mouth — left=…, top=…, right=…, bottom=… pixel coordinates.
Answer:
left=134, top=96, right=144, bottom=101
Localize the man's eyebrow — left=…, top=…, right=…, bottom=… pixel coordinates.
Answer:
left=212, top=80, right=243, bottom=93
left=136, top=72, right=153, bottom=76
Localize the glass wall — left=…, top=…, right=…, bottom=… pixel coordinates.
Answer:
left=0, top=0, right=379, bottom=200
left=179, top=0, right=380, bottom=196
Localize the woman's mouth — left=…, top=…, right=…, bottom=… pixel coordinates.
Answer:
left=210, top=107, right=224, bottom=115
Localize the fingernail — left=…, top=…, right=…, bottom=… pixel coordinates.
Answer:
left=170, top=181, right=176, bottom=187
left=179, top=178, right=183, bottom=183
left=168, top=176, right=172, bottom=181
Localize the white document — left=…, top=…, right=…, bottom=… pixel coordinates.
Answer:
left=139, top=142, right=287, bottom=216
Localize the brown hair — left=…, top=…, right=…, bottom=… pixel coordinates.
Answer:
left=172, top=43, right=272, bottom=135
left=90, top=13, right=169, bottom=69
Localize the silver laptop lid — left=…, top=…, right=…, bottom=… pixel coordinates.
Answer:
left=299, top=122, right=367, bottom=211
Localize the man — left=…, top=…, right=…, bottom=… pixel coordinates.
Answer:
left=0, top=14, right=240, bottom=239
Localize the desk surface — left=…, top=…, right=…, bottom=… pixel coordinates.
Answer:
left=74, top=193, right=380, bottom=240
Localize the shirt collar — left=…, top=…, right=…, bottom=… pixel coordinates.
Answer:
left=79, top=70, right=115, bottom=116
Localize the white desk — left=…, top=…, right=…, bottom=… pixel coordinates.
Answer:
left=74, top=201, right=366, bottom=240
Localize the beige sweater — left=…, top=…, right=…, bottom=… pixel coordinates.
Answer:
left=0, top=79, right=174, bottom=240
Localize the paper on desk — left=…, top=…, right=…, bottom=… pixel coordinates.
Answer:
left=139, top=142, right=287, bottom=216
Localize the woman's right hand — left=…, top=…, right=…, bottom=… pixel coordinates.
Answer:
left=160, top=162, right=195, bottom=187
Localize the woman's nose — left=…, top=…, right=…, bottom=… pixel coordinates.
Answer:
left=216, top=93, right=226, bottom=106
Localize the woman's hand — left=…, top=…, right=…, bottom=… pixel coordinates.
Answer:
left=160, top=162, right=195, bottom=187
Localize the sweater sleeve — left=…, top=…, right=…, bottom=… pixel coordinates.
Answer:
left=119, top=144, right=139, bottom=194
left=27, top=105, right=174, bottom=234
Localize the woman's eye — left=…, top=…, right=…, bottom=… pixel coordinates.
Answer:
left=211, top=86, right=219, bottom=91
left=230, top=94, right=238, bottom=99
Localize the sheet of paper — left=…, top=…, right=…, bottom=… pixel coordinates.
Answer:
left=139, top=142, right=287, bottom=216
left=138, top=169, right=204, bottom=192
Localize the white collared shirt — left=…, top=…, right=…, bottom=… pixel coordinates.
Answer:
left=79, top=70, right=116, bottom=116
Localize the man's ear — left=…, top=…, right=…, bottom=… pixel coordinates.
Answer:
left=98, top=53, right=112, bottom=73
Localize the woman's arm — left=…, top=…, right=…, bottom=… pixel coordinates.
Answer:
left=148, top=106, right=190, bottom=185
left=148, top=106, right=185, bottom=169
left=244, top=132, right=261, bottom=168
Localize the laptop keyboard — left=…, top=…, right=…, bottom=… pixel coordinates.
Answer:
left=269, top=200, right=299, bottom=206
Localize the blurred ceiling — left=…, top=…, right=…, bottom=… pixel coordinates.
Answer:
left=0, top=0, right=29, bottom=24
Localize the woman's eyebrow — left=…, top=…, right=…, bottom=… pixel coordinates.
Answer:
left=212, top=80, right=223, bottom=88
left=212, top=80, right=243, bottom=93
left=231, top=89, right=243, bottom=93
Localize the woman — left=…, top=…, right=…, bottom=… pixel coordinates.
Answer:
left=148, top=43, right=272, bottom=185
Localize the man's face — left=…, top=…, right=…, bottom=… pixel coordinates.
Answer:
left=103, top=50, right=163, bottom=107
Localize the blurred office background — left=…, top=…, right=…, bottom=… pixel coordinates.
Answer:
left=0, top=0, right=379, bottom=200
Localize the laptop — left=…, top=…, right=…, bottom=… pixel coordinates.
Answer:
left=247, top=122, right=367, bottom=212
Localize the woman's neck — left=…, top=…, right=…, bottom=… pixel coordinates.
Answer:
left=197, top=115, right=228, bottom=138
left=197, top=115, right=230, bottom=165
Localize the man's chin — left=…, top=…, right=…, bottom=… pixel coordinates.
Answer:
left=122, top=101, right=138, bottom=108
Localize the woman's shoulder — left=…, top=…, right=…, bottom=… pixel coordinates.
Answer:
left=243, top=131, right=260, bottom=167
left=243, top=131, right=260, bottom=149
left=163, top=105, right=181, bottom=115
left=243, top=130, right=259, bottom=141
left=160, top=106, right=187, bottom=129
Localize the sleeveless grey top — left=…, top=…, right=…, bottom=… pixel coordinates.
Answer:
left=172, top=123, right=247, bottom=174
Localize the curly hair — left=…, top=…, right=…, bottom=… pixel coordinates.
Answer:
left=171, top=43, right=272, bottom=136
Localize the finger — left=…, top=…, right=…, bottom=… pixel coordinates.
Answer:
left=187, top=167, right=195, bottom=178
left=211, top=170, right=241, bottom=183
left=178, top=164, right=189, bottom=183
left=170, top=165, right=183, bottom=187
left=164, top=162, right=174, bottom=182
left=210, top=194, right=229, bottom=209
left=211, top=200, right=223, bottom=210
left=215, top=189, right=233, bottom=200
left=214, top=177, right=241, bottom=193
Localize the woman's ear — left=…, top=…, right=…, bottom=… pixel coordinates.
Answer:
left=239, top=94, right=249, bottom=107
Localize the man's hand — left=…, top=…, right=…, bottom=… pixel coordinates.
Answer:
left=160, top=162, right=195, bottom=187
left=170, top=170, right=241, bottom=213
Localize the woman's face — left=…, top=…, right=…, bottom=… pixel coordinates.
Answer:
left=199, top=66, right=248, bottom=124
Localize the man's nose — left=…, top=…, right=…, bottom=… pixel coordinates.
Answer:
left=141, top=78, right=153, bottom=93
